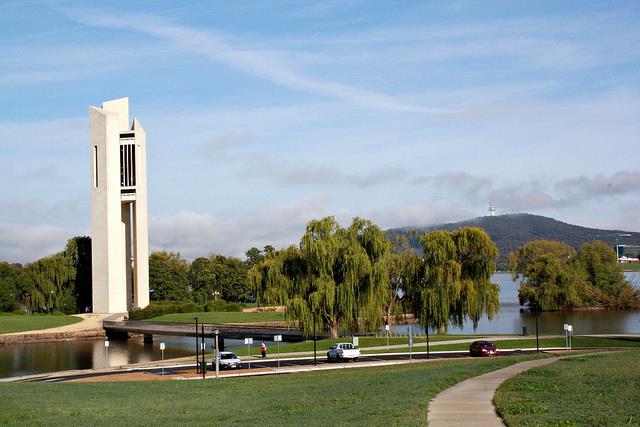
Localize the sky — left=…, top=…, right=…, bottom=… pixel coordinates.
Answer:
left=1, top=0, right=640, bottom=263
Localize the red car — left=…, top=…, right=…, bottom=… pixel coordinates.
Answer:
left=469, top=340, right=499, bottom=357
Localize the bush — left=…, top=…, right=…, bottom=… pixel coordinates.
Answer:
left=205, top=301, right=243, bottom=312
left=128, top=302, right=204, bottom=320
left=129, top=300, right=244, bottom=320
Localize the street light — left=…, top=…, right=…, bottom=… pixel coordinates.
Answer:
left=313, top=316, right=317, bottom=366
left=160, top=342, right=165, bottom=375
left=104, top=340, right=110, bottom=367
left=214, top=329, right=219, bottom=379
left=194, top=317, right=199, bottom=374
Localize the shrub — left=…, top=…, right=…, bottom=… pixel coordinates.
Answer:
left=128, top=302, right=204, bottom=320
left=128, top=300, right=244, bottom=320
left=205, top=301, right=243, bottom=312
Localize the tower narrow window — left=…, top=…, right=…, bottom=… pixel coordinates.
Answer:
left=120, top=141, right=137, bottom=189
left=93, top=146, right=99, bottom=187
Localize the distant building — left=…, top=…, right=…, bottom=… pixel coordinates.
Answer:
left=615, top=245, right=640, bottom=263
left=90, top=98, right=149, bottom=313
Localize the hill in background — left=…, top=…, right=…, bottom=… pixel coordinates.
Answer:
left=386, top=213, right=640, bottom=269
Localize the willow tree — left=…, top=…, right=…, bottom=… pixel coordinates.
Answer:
left=509, top=240, right=582, bottom=310
left=410, top=227, right=499, bottom=334
left=574, top=241, right=629, bottom=306
left=383, top=234, right=421, bottom=326
left=451, top=227, right=500, bottom=328
left=249, top=216, right=388, bottom=338
left=411, top=230, right=461, bottom=334
left=27, top=253, right=76, bottom=314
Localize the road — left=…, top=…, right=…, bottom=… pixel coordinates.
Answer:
left=37, top=348, right=547, bottom=382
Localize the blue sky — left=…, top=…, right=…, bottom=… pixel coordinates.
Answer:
left=1, top=0, right=639, bottom=263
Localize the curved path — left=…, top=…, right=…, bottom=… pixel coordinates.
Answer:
left=427, top=357, right=559, bottom=427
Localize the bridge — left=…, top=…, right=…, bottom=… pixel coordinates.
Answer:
left=102, top=320, right=326, bottom=350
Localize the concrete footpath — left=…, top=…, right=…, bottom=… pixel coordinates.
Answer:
left=427, top=357, right=559, bottom=427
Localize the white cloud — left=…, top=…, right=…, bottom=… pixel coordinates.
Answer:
left=0, top=223, right=74, bottom=264
left=60, top=8, right=449, bottom=113
left=149, top=196, right=332, bottom=259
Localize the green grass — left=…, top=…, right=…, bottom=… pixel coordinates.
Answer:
left=0, top=354, right=546, bottom=426
left=360, top=336, right=640, bottom=354
left=623, top=263, right=640, bottom=271
left=150, top=311, right=285, bottom=324
left=225, top=334, right=486, bottom=356
left=495, top=350, right=640, bottom=426
left=0, top=313, right=82, bottom=334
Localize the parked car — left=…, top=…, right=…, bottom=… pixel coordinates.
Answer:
left=217, top=351, right=242, bottom=369
left=327, top=343, right=360, bottom=362
left=469, top=341, right=499, bottom=357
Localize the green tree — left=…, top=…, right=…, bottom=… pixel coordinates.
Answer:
left=189, top=257, right=217, bottom=304
left=64, top=237, right=92, bottom=312
left=410, top=227, right=500, bottom=334
left=411, top=230, right=461, bottom=334
left=149, top=251, right=191, bottom=302
left=245, top=247, right=264, bottom=267
left=574, top=241, right=640, bottom=308
left=383, top=235, right=420, bottom=326
left=509, top=240, right=582, bottom=310
left=451, top=227, right=500, bottom=329
left=217, top=256, right=250, bottom=302
left=26, top=253, right=77, bottom=314
left=0, top=262, right=22, bottom=311
left=250, top=216, right=389, bottom=338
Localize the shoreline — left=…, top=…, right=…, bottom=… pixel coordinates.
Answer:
left=0, top=329, right=106, bottom=346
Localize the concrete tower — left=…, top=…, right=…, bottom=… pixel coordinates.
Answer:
left=90, top=97, right=149, bottom=313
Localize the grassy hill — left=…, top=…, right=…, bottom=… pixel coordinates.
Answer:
left=386, top=213, right=640, bottom=269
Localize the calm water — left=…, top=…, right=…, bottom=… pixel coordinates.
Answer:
left=392, top=271, right=640, bottom=336
left=1, top=272, right=639, bottom=379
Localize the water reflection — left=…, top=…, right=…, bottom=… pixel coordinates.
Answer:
left=0, top=336, right=194, bottom=379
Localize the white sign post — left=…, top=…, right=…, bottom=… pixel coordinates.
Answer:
left=274, top=335, right=282, bottom=371
left=567, top=325, right=573, bottom=350
left=563, top=323, right=569, bottom=351
left=160, top=342, right=165, bottom=375
left=385, top=324, right=390, bottom=352
left=104, top=340, right=110, bottom=367
left=245, top=338, right=253, bottom=370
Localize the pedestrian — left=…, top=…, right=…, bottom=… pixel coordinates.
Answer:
left=261, top=341, right=267, bottom=358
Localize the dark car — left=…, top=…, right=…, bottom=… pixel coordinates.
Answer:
left=469, top=340, right=499, bottom=357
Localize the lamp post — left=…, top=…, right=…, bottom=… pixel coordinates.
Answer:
left=160, top=342, right=165, bottom=375
left=535, top=309, right=540, bottom=353
left=194, top=317, right=199, bottom=374
left=201, top=323, right=206, bottom=379
left=214, top=329, right=220, bottom=379
left=425, top=304, right=430, bottom=360
left=313, top=316, right=317, bottom=366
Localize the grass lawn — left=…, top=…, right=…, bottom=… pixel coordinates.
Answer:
left=623, top=263, right=640, bottom=271
left=0, top=355, right=546, bottom=426
left=495, top=350, right=640, bottom=426
left=150, top=311, right=285, bottom=324
left=225, top=334, right=487, bottom=357
left=360, top=336, right=640, bottom=354
left=0, top=313, right=82, bottom=334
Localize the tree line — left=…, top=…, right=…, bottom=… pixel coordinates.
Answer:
left=0, top=237, right=92, bottom=314
left=2, top=217, right=634, bottom=332
left=0, top=237, right=262, bottom=314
